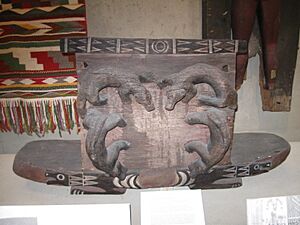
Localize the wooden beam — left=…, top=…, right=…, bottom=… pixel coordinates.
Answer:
left=260, top=0, right=300, bottom=111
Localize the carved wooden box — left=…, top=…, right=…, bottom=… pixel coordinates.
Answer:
left=13, top=38, right=290, bottom=194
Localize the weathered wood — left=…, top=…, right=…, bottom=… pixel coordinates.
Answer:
left=13, top=140, right=82, bottom=183
left=13, top=140, right=126, bottom=194
left=77, top=53, right=236, bottom=184
left=12, top=35, right=290, bottom=193
left=13, top=133, right=290, bottom=193
left=202, top=0, right=232, bottom=39
left=60, top=38, right=247, bottom=54
left=260, top=0, right=300, bottom=111
left=204, top=0, right=299, bottom=111
left=193, top=133, right=290, bottom=189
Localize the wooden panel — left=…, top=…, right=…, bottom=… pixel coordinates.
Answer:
left=77, top=54, right=236, bottom=172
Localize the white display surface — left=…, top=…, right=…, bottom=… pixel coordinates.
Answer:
left=141, top=189, right=206, bottom=225
left=0, top=204, right=131, bottom=225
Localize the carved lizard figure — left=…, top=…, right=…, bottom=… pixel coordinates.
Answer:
left=184, top=108, right=232, bottom=177
left=77, top=66, right=155, bottom=118
left=83, top=108, right=130, bottom=180
left=158, top=63, right=237, bottom=111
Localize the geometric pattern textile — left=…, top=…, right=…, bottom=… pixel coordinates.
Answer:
left=0, top=0, right=87, bottom=135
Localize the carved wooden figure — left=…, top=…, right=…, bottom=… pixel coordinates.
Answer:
left=231, top=0, right=281, bottom=90
left=203, top=0, right=299, bottom=111
left=13, top=38, right=290, bottom=194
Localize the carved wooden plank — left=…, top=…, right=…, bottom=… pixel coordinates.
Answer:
left=260, top=0, right=300, bottom=111
left=77, top=54, right=237, bottom=182
left=13, top=133, right=290, bottom=193
left=60, top=38, right=247, bottom=54
left=202, top=0, right=232, bottom=39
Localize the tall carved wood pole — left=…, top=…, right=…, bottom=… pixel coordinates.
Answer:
left=203, top=0, right=299, bottom=111
left=231, top=0, right=281, bottom=90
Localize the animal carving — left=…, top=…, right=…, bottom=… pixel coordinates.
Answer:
left=79, top=62, right=237, bottom=182
left=158, top=63, right=237, bottom=111
left=77, top=66, right=155, bottom=118
left=184, top=108, right=232, bottom=177
left=83, top=108, right=130, bottom=180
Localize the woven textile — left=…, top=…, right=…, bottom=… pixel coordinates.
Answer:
left=0, top=0, right=87, bottom=135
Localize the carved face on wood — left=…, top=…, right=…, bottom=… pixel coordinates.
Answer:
left=77, top=53, right=237, bottom=189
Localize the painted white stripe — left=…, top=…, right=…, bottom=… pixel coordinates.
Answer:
left=113, top=177, right=123, bottom=188
left=145, top=39, right=149, bottom=54
left=172, top=39, right=176, bottom=54
left=120, top=175, right=131, bottom=188
left=235, top=40, right=239, bottom=53
left=116, top=39, right=121, bottom=53
left=208, top=40, right=213, bottom=53
left=87, top=37, right=91, bottom=53
left=128, top=175, right=138, bottom=189
left=177, top=171, right=188, bottom=186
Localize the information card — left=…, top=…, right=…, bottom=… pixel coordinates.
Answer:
left=0, top=204, right=131, bottom=225
left=141, top=189, right=206, bottom=225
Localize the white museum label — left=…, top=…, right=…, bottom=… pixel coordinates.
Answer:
left=141, top=188, right=206, bottom=225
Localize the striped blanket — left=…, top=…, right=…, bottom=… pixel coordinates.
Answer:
left=0, top=0, right=87, bottom=135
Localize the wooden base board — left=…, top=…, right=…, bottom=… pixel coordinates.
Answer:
left=13, top=133, right=290, bottom=194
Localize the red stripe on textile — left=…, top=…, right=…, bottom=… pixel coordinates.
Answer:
left=30, top=52, right=60, bottom=70
left=16, top=103, right=24, bottom=133
left=74, top=99, right=80, bottom=132
left=62, top=100, right=71, bottom=133
left=36, top=102, right=43, bottom=134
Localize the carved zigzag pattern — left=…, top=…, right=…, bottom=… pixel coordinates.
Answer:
left=176, top=39, right=209, bottom=54
left=61, top=38, right=247, bottom=54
